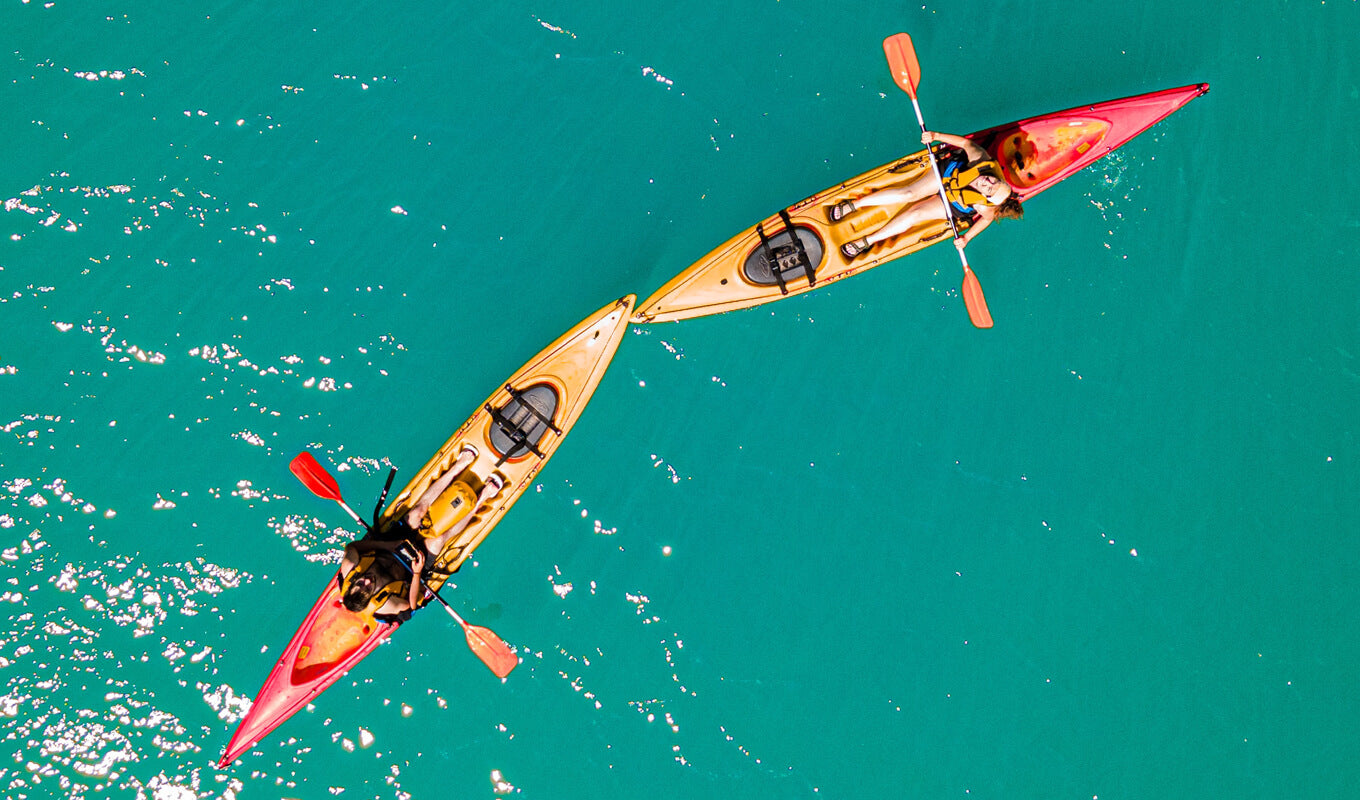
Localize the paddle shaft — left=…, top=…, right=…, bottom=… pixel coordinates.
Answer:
left=907, top=98, right=967, bottom=256
left=391, top=549, right=474, bottom=632
left=425, top=585, right=469, bottom=627
left=334, top=499, right=365, bottom=526
left=883, top=32, right=992, bottom=328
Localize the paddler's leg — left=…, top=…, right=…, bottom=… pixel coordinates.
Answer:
left=864, top=198, right=949, bottom=246
left=405, top=445, right=478, bottom=528
left=842, top=197, right=949, bottom=257
left=854, top=172, right=942, bottom=210
left=422, top=474, right=505, bottom=557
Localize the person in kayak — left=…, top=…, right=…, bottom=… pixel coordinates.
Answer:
left=339, top=540, right=425, bottom=617
left=339, top=445, right=504, bottom=616
left=830, top=130, right=1023, bottom=259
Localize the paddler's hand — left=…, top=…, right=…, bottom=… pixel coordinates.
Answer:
left=954, top=236, right=968, bottom=252
left=410, top=549, right=426, bottom=575
left=921, top=130, right=935, bottom=145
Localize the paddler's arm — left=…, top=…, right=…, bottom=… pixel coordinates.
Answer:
left=954, top=205, right=998, bottom=251
left=922, top=130, right=990, bottom=163
left=405, top=549, right=426, bottom=609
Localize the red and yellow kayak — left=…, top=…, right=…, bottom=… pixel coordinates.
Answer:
left=632, top=84, right=1208, bottom=324
left=218, top=296, right=636, bottom=767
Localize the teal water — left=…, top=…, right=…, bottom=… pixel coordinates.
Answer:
left=3, top=1, right=1357, bottom=798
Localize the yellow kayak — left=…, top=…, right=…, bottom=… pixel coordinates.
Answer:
left=219, top=295, right=635, bottom=767
left=386, top=294, right=636, bottom=587
left=632, top=84, right=1208, bottom=323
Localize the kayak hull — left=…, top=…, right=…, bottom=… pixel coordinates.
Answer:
left=218, top=295, right=636, bottom=767
left=380, top=294, right=636, bottom=586
left=632, top=83, right=1208, bottom=324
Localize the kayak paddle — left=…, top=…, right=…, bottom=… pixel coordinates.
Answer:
left=883, top=32, right=994, bottom=329
left=289, top=452, right=369, bottom=530
left=288, top=451, right=518, bottom=678
left=428, top=592, right=518, bottom=678
left=392, top=551, right=520, bottom=680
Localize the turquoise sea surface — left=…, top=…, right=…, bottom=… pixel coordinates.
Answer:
left=3, top=2, right=1358, bottom=798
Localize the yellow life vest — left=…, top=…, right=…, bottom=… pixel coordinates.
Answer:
left=418, top=480, right=477, bottom=539
left=942, top=158, right=1005, bottom=208
left=339, top=550, right=408, bottom=614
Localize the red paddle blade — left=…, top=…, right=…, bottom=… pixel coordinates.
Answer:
left=961, top=266, right=994, bottom=329
left=883, top=33, right=921, bottom=98
left=464, top=625, right=518, bottom=678
left=289, top=452, right=344, bottom=502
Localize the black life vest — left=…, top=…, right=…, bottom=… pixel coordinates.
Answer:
left=338, top=550, right=408, bottom=616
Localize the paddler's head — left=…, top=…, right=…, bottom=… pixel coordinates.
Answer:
left=973, top=173, right=1011, bottom=206
left=342, top=563, right=385, bottom=612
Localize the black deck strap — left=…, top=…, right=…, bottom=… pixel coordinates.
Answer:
left=754, top=222, right=789, bottom=295
left=778, top=209, right=815, bottom=287
left=484, top=402, right=548, bottom=465
left=502, top=384, right=562, bottom=434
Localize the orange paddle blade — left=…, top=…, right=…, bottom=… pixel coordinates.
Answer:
left=883, top=33, right=921, bottom=98
left=961, top=266, right=994, bottom=329
left=464, top=624, right=518, bottom=678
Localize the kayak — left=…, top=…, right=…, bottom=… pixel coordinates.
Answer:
left=218, top=295, right=636, bottom=767
left=631, top=83, right=1209, bottom=324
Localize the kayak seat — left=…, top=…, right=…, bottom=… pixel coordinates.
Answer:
left=486, top=383, right=560, bottom=465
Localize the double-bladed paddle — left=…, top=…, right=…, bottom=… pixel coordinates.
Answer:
left=289, top=452, right=518, bottom=678
left=883, top=32, right=994, bottom=329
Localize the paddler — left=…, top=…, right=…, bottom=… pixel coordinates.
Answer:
left=339, top=445, right=504, bottom=617
left=832, top=130, right=1023, bottom=259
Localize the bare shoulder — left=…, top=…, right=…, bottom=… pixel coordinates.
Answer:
left=376, top=595, right=411, bottom=615
left=962, top=138, right=992, bottom=162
